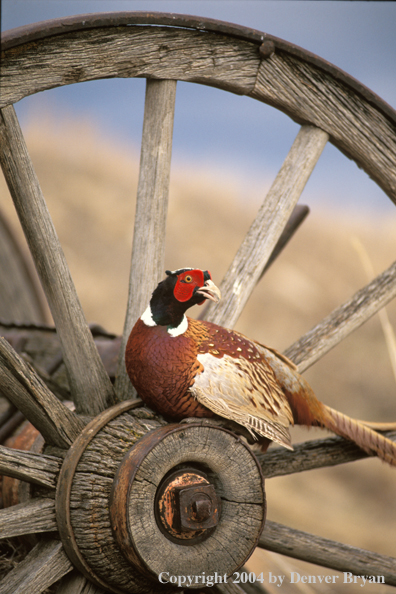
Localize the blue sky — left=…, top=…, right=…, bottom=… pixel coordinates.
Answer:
left=2, top=1, right=396, bottom=214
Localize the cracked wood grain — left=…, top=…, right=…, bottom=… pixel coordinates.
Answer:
left=0, top=539, right=72, bottom=594
left=0, top=444, right=61, bottom=487
left=0, top=497, right=56, bottom=539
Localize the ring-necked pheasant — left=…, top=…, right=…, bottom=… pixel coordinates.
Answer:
left=125, top=268, right=396, bottom=466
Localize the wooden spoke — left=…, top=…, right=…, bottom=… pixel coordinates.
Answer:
left=198, top=204, right=310, bottom=322
left=0, top=498, right=56, bottom=539
left=0, top=409, right=24, bottom=444
left=257, top=431, right=396, bottom=478
left=284, top=259, right=396, bottom=372
left=115, top=78, right=177, bottom=400
left=0, top=337, right=85, bottom=447
left=259, top=521, right=396, bottom=586
left=259, top=204, right=309, bottom=278
left=56, top=571, right=106, bottom=594
left=0, top=105, right=114, bottom=415
left=0, top=444, right=60, bottom=488
left=252, top=48, right=396, bottom=205
left=204, top=125, right=328, bottom=329
left=0, top=539, right=72, bottom=594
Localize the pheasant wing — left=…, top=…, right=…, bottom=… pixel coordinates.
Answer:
left=191, top=351, right=294, bottom=449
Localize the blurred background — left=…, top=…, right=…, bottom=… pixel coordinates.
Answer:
left=1, top=2, right=396, bottom=592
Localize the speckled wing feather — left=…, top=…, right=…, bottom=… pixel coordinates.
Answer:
left=188, top=321, right=294, bottom=449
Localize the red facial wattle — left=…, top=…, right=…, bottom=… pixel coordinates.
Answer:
left=173, top=269, right=208, bottom=303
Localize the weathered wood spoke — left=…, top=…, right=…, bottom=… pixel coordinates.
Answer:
left=115, top=78, right=177, bottom=400
left=204, top=125, right=328, bottom=329
left=257, top=431, right=396, bottom=478
left=56, top=571, right=106, bottom=594
left=259, top=521, right=396, bottom=587
left=0, top=105, right=114, bottom=415
left=0, top=336, right=84, bottom=447
left=284, top=259, right=396, bottom=372
left=259, top=203, right=310, bottom=278
left=0, top=497, right=56, bottom=539
left=0, top=539, right=72, bottom=594
left=251, top=49, right=396, bottom=204
left=198, top=204, right=310, bottom=322
left=0, top=444, right=60, bottom=487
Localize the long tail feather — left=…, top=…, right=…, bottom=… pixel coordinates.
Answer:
left=323, top=405, right=396, bottom=466
left=358, top=420, right=396, bottom=431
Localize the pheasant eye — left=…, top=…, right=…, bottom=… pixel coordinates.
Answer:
left=184, top=275, right=192, bottom=283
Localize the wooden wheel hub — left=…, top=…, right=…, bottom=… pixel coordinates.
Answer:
left=110, top=423, right=266, bottom=586
left=51, top=403, right=266, bottom=592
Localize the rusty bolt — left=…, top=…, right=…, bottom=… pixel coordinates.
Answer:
left=259, top=40, right=275, bottom=60
left=178, top=483, right=220, bottom=531
left=155, top=469, right=221, bottom=544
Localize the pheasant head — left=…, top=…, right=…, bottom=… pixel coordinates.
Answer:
left=141, top=268, right=221, bottom=336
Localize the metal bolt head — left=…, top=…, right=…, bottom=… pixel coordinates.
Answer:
left=178, top=483, right=220, bottom=530
left=192, top=495, right=212, bottom=522
left=259, top=40, right=275, bottom=59
left=155, top=468, right=221, bottom=544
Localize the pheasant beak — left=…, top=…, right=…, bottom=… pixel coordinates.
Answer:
left=196, top=279, right=221, bottom=303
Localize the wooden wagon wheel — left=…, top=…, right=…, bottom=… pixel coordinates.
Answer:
left=1, top=11, right=396, bottom=594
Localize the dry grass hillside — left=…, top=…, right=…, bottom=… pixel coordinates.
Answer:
left=1, top=117, right=395, bottom=592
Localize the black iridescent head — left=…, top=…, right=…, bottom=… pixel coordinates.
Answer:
left=149, top=268, right=220, bottom=327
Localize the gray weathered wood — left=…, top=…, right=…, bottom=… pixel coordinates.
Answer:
left=259, top=520, right=396, bottom=586
left=0, top=336, right=84, bottom=447
left=0, top=444, right=61, bottom=487
left=122, top=425, right=264, bottom=579
left=2, top=22, right=394, bottom=205
left=56, top=571, right=106, bottom=594
left=0, top=105, right=114, bottom=415
left=61, top=412, right=262, bottom=592
left=251, top=51, right=396, bottom=205
left=67, top=410, right=166, bottom=593
left=198, top=204, right=310, bottom=322
left=259, top=204, right=310, bottom=278
left=204, top=126, right=328, bottom=328
left=0, top=26, right=259, bottom=107
left=115, top=79, right=176, bottom=400
left=0, top=208, right=48, bottom=324
left=0, top=497, right=56, bottom=539
left=0, top=320, right=121, bottom=399
left=285, top=259, right=396, bottom=372
left=257, top=431, right=396, bottom=478
left=0, top=539, right=72, bottom=594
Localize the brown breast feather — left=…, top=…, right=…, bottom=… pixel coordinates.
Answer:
left=125, top=318, right=214, bottom=419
